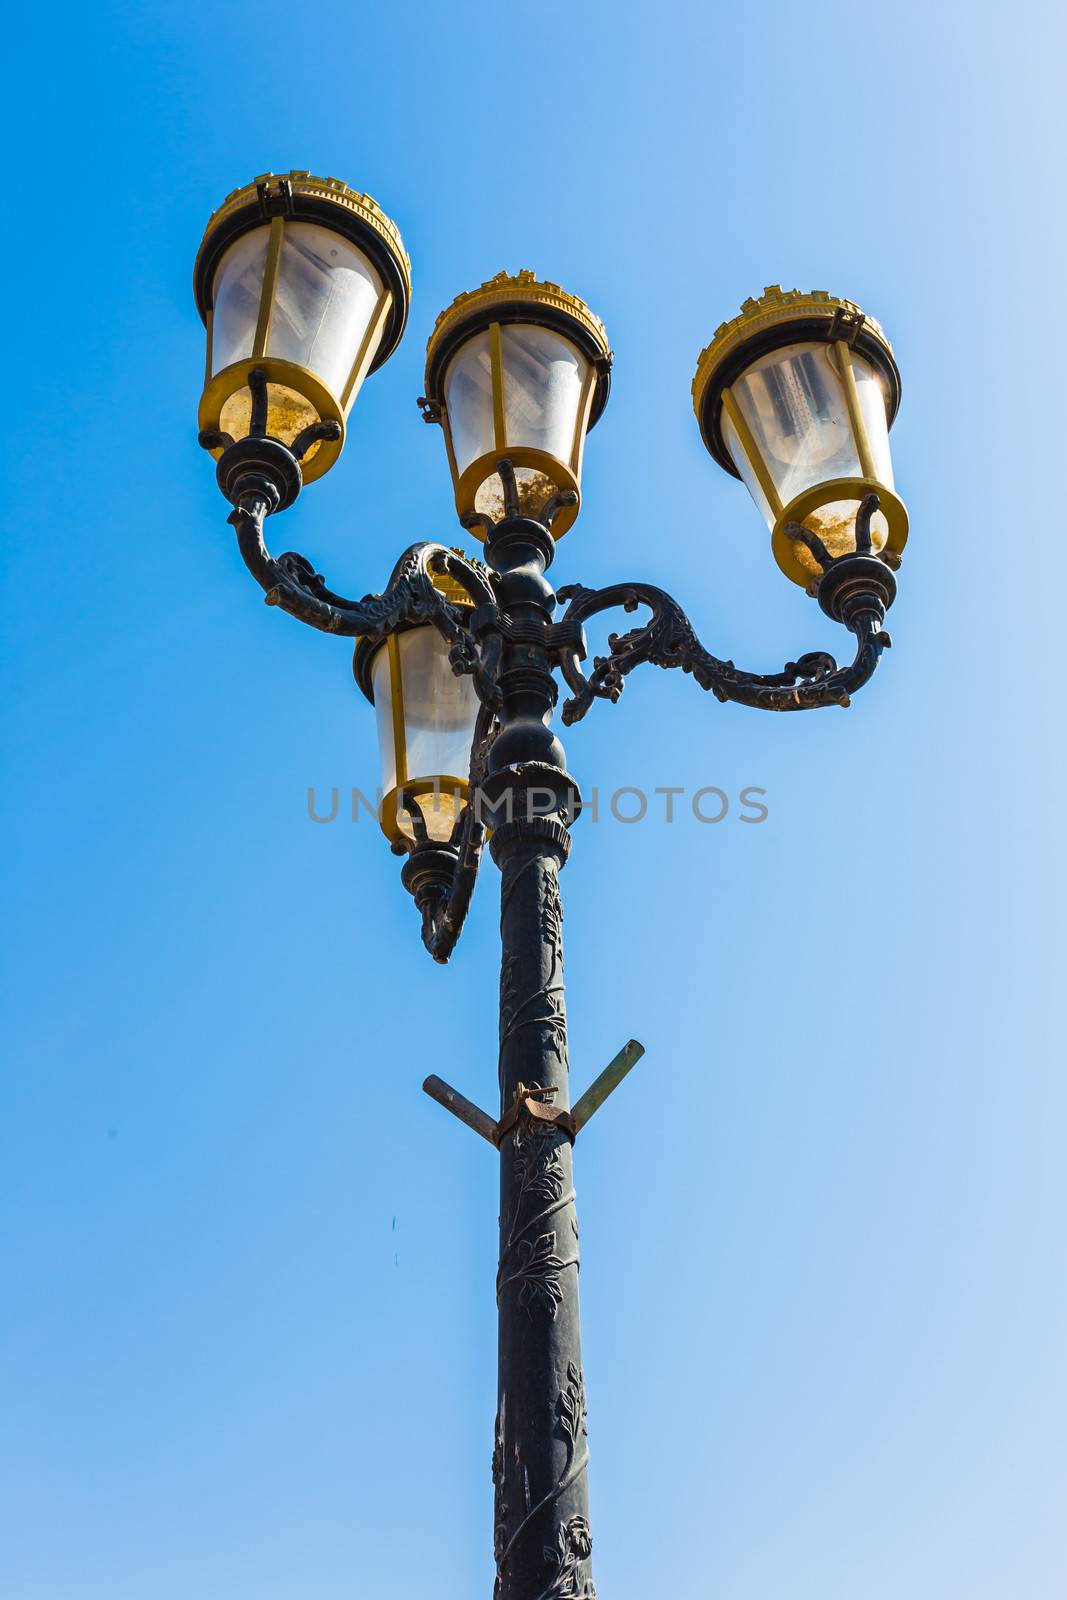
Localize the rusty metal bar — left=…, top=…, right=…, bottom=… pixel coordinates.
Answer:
left=571, top=1039, right=645, bottom=1133
left=423, top=1074, right=498, bottom=1146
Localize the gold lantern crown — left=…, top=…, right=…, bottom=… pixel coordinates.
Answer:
left=425, top=270, right=612, bottom=382
left=194, top=170, right=411, bottom=326
left=692, top=285, right=900, bottom=475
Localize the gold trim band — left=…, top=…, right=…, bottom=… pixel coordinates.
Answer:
left=387, top=634, right=408, bottom=789
left=198, top=355, right=346, bottom=485
left=770, top=478, right=909, bottom=587
left=693, top=285, right=895, bottom=430
left=721, top=388, right=783, bottom=517
left=490, top=322, right=506, bottom=453
left=426, top=270, right=611, bottom=377
left=196, top=170, right=411, bottom=311
left=834, top=340, right=878, bottom=482
left=252, top=216, right=285, bottom=360
left=379, top=779, right=470, bottom=845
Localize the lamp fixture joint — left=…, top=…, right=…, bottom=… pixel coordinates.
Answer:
left=255, top=176, right=295, bottom=219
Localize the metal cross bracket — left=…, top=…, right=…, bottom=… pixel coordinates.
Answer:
left=423, top=1039, right=645, bottom=1147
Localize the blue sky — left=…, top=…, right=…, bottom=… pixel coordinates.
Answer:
left=3, top=2, right=1065, bottom=1596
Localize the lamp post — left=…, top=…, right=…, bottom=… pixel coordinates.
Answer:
left=194, top=172, right=908, bottom=1600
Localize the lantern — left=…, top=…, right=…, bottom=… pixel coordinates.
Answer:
left=692, top=287, right=906, bottom=587
left=421, top=271, right=612, bottom=536
left=354, top=570, right=481, bottom=846
left=194, top=171, right=411, bottom=484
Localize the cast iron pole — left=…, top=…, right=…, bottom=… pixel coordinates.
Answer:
left=481, top=514, right=594, bottom=1600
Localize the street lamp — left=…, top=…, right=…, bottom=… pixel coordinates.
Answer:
left=354, top=561, right=482, bottom=848
left=195, top=172, right=907, bottom=1600
left=194, top=170, right=410, bottom=491
left=692, top=285, right=907, bottom=589
left=419, top=270, right=612, bottom=537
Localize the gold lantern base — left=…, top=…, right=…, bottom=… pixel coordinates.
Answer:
left=380, top=778, right=471, bottom=845
left=198, top=356, right=345, bottom=484
left=772, top=477, right=909, bottom=587
left=456, top=447, right=582, bottom=538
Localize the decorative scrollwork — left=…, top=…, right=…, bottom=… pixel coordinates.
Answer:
left=219, top=445, right=899, bottom=993
left=555, top=494, right=894, bottom=719
left=230, top=491, right=492, bottom=654
left=555, top=575, right=887, bottom=720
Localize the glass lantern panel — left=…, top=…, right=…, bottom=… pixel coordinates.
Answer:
left=443, top=331, right=495, bottom=474
left=722, top=409, right=775, bottom=528
left=211, top=226, right=269, bottom=374
left=725, top=344, right=895, bottom=571
left=730, top=341, right=859, bottom=507
left=725, top=402, right=890, bottom=567
left=849, top=351, right=894, bottom=486
left=500, top=324, right=589, bottom=464
left=371, top=644, right=400, bottom=794
left=399, top=625, right=480, bottom=784
left=267, top=221, right=384, bottom=397
left=370, top=627, right=480, bottom=842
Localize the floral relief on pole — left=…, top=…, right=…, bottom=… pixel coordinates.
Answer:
left=532, top=1361, right=595, bottom=1597
left=493, top=1397, right=509, bottom=1573
left=500, top=953, right=521, bottom=1051
left=498, top=975, right=567, bottom=1068
left=536, top=1517, right=596, bottom=1600
left=499, top=1230, right=569, bottom=1320
left=493, top=1361, right=594, bottom=1599
left=555, top=1361, right=587, bottom=1462
left=497, top=1100, right=576, bottom=1322
left=540, top=865, right=564, bottom=974
left=497, top=855, right=568, bottom=1072
left=513, top=1115, right=566, bottom=1209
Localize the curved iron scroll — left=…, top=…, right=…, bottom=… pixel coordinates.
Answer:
left=228, top=493, right=496, bottom=658
left=227, top=492, right=503, bottom=963
left=225, top=482, right=896, bottom=966
left=556, top=576, right=892, bottom=720
left=554, top=494, right=895, bottom=719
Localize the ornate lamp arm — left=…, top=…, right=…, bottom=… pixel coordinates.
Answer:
left=228, top=491, right=489, bottom=653
left=202, top=414, right=506, bottom=964
left=203, top=370, right=496, bottom=650
left=556, top=493, right=897, bottom=722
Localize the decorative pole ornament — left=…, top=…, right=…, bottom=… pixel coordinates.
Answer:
left=194, top=174, right=908, bottom=1599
